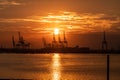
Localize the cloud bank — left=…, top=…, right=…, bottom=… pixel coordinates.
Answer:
left=0, top=11, right=120, bottom=34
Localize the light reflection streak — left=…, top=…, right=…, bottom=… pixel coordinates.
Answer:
left=52, top=53, right=61, bottom=80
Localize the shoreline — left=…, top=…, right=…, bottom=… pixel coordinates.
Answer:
left=0, top=48, right=120, bottom=54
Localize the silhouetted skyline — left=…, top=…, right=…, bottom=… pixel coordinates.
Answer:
left=0, top=0, right=120, bottom=49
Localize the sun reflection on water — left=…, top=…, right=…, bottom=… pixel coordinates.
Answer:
left=52, top=53, right=61, bottom=80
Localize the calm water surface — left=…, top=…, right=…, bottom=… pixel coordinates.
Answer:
left=0, top=53, right=120, bottom=80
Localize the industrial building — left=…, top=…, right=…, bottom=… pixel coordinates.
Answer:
left=12, top=32, right=31, bottom=49
left=42, top=31, right=68, bottom=49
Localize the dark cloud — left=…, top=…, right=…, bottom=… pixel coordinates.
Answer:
left=0, top=0, right=25, bottom=10
left=0, top=0, right=22, bottom=6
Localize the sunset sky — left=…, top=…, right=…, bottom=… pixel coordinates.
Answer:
left=0, top=0, right=120, bottom=49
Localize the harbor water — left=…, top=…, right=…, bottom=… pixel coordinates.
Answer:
left=0, top=53, right=120, bottom=80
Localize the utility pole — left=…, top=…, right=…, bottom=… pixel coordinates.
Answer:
left=107, top=54, right=110, bottom=80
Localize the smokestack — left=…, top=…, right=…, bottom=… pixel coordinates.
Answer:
left=12, top=36, right=15, bottom=47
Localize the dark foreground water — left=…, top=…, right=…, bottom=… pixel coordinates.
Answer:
left=0, top=53, right=120, bottom=80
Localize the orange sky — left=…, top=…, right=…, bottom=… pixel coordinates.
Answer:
left=0, top=0, right=120, bottom=49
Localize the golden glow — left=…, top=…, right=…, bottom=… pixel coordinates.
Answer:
left=54, top=28, right=59, bottom=35
left=1, top=11, right=113, bottom=34
left=0, top=11, right=116, bottom=34
left=52, top=53, right=61, bottom=80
